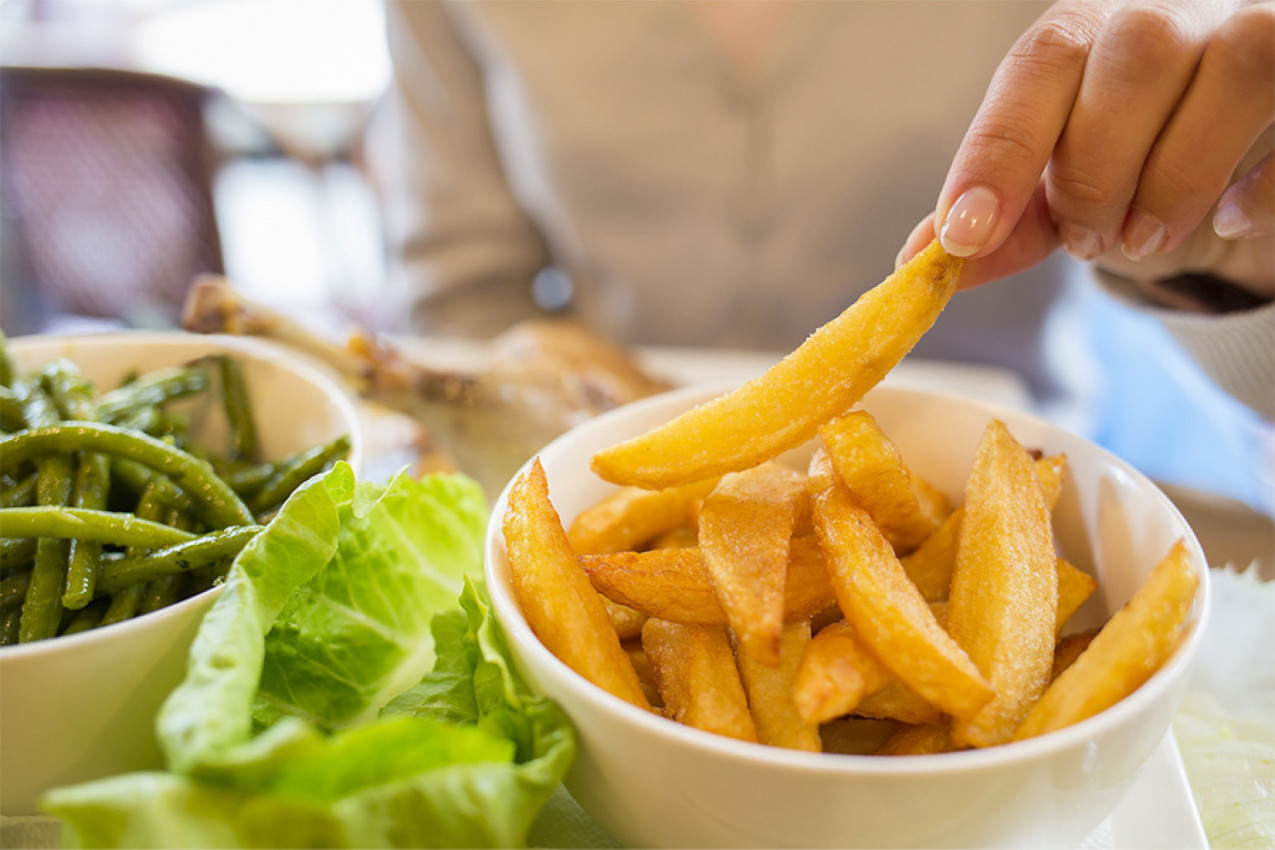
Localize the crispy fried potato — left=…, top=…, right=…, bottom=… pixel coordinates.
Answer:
left=567, top=480, right=716, bottom=554
left=809, top=451, right=993, bottom=721
left=854, top=681, right=946, bottom=726
left=503, top=459, right=650, bottom=709
left=581, top=536, right=836, bottom=626
left=642, top=619, right=758, bottom=742
left=605, top=597, right=648, bottom=641
left=875, top=723, right=957, bottom=756
left=819, top=410, right=951, bottom=553
left=793, top=620, right=891, bottom=725
left=1050, top=628, right=1098, bottom=682
left=1054, top=557, right=1097, bottom=638
left=1015, top=540, right=1198, bottom=740
left=700, top=462, right=806, bottom=666
left=899, top=454, right=1068, bottom=603
left=948, top=421, right=1058, bottom=748
left=591, top=239, right=963, bottom=488
left=737, top=620, right=822, bottom=751
left=820, top=718, right=905, bottom=755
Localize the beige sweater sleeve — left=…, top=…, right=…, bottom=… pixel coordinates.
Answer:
left=381, top=0, right=549, bottom=336
left=1093, top=270, right=1275, bottom=421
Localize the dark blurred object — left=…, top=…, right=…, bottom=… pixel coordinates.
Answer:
left=0, top=65, right=224, bottom=333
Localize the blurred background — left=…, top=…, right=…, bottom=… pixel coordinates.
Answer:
left=0, top=0, right=393, bottom=336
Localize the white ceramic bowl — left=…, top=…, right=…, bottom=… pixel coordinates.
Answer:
left=0, top=331, right=363, bottom=815
left=484, top=383, right=1210, bottom=849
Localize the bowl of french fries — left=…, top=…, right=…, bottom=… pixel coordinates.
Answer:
left=0, top=330, right=363, bottom=815
left=486, top=243, right=1208, bottom=848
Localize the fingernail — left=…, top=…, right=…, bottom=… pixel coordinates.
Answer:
left=1121, top=209, right=1167, bottom=260
left=1213, top=201, right=1255, bottom=240
left=940, top=186, right=999, bottom=257
left=1058, top=222, right=1103, bottom=261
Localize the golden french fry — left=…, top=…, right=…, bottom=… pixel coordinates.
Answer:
left=1050, top=628, right=1098, bottom=682
left=650, top=525, right=698, bottom=549
left=818, top=410, right=951, bottom=553
left=1054, top=557, right=1097, bottom=638
left=641, top=618, right=759, bottom=743
left=875, top=723, right=957, bottom=756
left=737, top=620, right=822, bottom=751
left=809, top=451, right=993, bottom=721
left=898, top=454, right=1067, bottom=603
left=948, top=420, right=1058, bottom=748
left=581, top=536, right=836, bottom=626
left=567, top=479, right=716, bottom=554
left=854, top=681, right=946, bottom=726
left=899, top=508, right=963, bottom=602
left=700, top=462, right=806, bottom=666
left=591, top=239, right=963, bottom=488
left=605, top=597, right=648, bottom=641
left=1015, top=540, right=1199, bottom=740
left=793, top=620, right=892, bottom=725
left=503, top=459, right=650, bottom=709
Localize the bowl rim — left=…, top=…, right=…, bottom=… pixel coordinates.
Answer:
left=2, top=329, right=364, bottom=660
left=484, top=380, right=1212, bottom=776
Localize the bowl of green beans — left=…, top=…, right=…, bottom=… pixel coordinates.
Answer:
left=0, top=330, right=363, bottom=815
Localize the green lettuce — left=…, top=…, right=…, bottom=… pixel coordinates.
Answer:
left=42, top=463, right=576, bottom=848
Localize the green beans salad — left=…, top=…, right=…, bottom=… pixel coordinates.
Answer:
left=0, top=336, right=350, bottom=644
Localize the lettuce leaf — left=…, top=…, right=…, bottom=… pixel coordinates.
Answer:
left=42, top=464, right=575, bottom=849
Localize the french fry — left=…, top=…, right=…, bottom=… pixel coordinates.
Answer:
left=818, top=410, right=951, bottom=553
left=581, top=536, right=836, bottom=626
left=591, top=239, right=963, bottom=488
left=947, top=420, right=1058, bottom=748
left=809, top=451, right=993, bottom=721
left=1050, top=628, right=1098, bottom=682
left=819, top=718, right=906, bottom=755
left=605, top=597, right=648, bottom=641
left=567, top=479, right=716, bottom=554
left=1015, top=540, right=1198, bottom=740
left=1054, top=557, right=1097, bottom=638
left=699, top=462, right=806, bottom=666
left=642, top=618, right=758, bottom=743
left=854, top=681, right=946, bottom=726
left=899, top=454, right=1068, bottom=602
left=875, top=723, right=957, bottom=756
left=793, top=620, right=891, bottom=725
left=503, top=459, right=650, bottom=709
left=736, top=620, right=822, bottom=751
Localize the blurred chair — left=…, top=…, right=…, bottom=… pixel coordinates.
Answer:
left=0, top=66, right=224, bottom=334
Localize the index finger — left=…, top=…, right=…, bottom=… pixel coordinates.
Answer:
left=936, top=2, right=1111, bottom=258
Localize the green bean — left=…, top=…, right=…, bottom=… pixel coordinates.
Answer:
left=40, top=359, right=97, bottom=421
left=1, top=570, right=30, bottom=609
left=219, top=356, right=258, bottom=463
left=1, top=605, right=20, bottom=645
left=249, top=434, right=351, bottom=514
left=99, top=584, right=144, bottom=627
left=61, top=599, right=108, bottom=636
left=110, top=459, right=196, bottom=515
left=0, top=538, right=36, bottom=571
left=0, top=423, right=253, bottom=528
left=97, top=525, right=260, bottom=595
left=95, top=367, right=209, bottom=424
left=224, top=463, right=275, bottom=497
left=0, top=386, right=23, bottom=431
left=0, top=332, right=12, bottom=388
left=0, top=506, right=196, bottom=548
left=0, top=474, right=37, bottom=508
left=19, top=446, right=76, bottom=643
left=63, top=453, right=112, bottom=610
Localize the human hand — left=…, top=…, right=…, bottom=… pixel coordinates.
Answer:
left=898, top=0, right=1274, bottom=304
